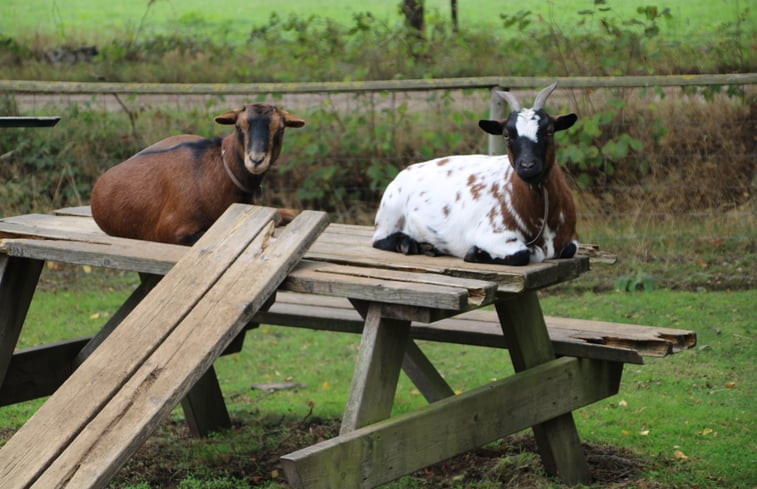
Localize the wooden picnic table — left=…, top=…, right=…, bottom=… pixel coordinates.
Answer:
left=0, top=205, right=695, bottom=488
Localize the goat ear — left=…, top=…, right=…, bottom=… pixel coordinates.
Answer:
left=282, top=111, right=306, bottom=128
left=554, top=113, right=577, bottom=132
left=478, top=120, right=505, bottom=136
left=214, top=109, right=240, bottom=125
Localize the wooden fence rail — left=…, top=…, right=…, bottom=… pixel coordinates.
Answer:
left=1, top=74, right=755, bottom=96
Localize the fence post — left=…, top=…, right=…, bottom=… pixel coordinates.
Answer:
left=488, top=87, right=506, bottom=156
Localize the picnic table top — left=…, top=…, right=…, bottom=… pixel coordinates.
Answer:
left=0, top=206, right=590, bottom=314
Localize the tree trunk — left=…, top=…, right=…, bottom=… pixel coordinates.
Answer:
left=451, top=0, right=458, bottom=32
left=401, top=0, right=424, bottom=33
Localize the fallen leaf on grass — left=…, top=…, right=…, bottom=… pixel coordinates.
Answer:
left=725, top=381, right=736, bottom=389
left=673, top=449, right=688, bottom=460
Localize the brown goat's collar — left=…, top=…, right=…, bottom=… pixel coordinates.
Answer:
left=222, top=149, right=256, bottom=195
left=525, top=185, right=549, bottom=247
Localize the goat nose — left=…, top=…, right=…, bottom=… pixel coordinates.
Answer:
left=249, top=153, right=266, bottom=167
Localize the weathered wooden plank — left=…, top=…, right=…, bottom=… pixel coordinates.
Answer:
left=5, top=74, right=754, bottom=97
left=300, top=262, right=498, bottom=307
left=495, top=293, right=590, bottom=484
left=0, top=205, right=279, bottom=489
left=0, top=238, right=181, bottom=275
left=282, top=357, right=622, bottom=489
left=0, top=256, right=44, bottom=388
left=283, top=261, right=472, bottom=311
left=0, top=213, right=104, bottom=241
left=340, top=303, right=411, bottom=434
left=29, top=209, right=327, bottom=489
left=401, top=340, right=455, bottom=403
left=545, top=316, right=696, bottom=353
left=53, top=206, right=94, bottom=217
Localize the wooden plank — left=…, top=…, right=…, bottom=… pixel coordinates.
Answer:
left=282, top=357, right=622, bottom=489
left=0, top=238, right=181, bottom=275
left=495, top=293, right=591, bottom=484
left=28, top=209, right=327, bottom=489
left=283, top=261, right=472, bottom=311
left=0, top=256, right=44, bottom=387
left=0, top=213, right=105, bottom=241
left=53, top=206, right=94, bottom=217
left=545, top=316, right=696, bottom=353
left=340, top=303, right=411, bottom=434
left=401, top=340, right=455, bottom=403
left=299, top=262, right=498, bottom=307
left=0, top=205, right=280, bottom=489
left=5, top=74, right=755, bottom=97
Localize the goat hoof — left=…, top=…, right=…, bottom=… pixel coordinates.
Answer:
left=419, top=242, right=442, bottom=256
left=464, top=246, right=492, bottom=263
left=465, top=246, right=529, bottom=265
left=560, top=242, right=578, bottom=259
left=504, top=249, right=530, bottom=266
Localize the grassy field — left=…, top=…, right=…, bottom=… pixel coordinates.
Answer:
left=1, top=261, right=754, bottom=488
left=2, top=0, right=753, bottom=44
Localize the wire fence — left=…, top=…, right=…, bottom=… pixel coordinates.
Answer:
left=2, top=75, right=756, bottom=223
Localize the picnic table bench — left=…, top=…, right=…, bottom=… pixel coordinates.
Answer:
left=0, top=205, right=696, bottom=488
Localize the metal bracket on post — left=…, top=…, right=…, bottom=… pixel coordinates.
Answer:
left=487, top=86, right=507, bottom=156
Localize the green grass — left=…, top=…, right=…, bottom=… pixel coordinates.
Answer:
left=1, top=260, right=754, bottom=487
left=2, top=0, right=753, bottom=44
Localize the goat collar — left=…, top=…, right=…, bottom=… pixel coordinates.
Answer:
left=221, top=149, right=256, bottom=196
left=525, top=185, right=549, bottom=247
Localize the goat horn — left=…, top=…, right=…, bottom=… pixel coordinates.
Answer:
left=494, top=90, right=521, bottom=112
left=533, top=81, right=558, bottom=111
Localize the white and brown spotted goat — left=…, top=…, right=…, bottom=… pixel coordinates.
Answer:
left=372, top=82, right=578, bottom=265
left=91, top=104, right=304, bottom=244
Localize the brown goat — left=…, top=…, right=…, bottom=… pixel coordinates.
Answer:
left=90, top=104, right=304, bottom=244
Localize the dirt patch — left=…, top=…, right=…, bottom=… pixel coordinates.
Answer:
left=90, top=416, right=659, bottom=488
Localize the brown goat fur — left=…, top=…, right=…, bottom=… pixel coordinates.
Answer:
left=90, top=103, right=304, bottom=244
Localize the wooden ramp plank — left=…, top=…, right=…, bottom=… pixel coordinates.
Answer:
left=0, top=205, right=325, bottom=489
left=29, top=209, right=327, bottom=489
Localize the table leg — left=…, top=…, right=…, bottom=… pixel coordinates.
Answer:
left=340, top=302, right=411, bottom=434
left=0, top=256, right=43, bottom=388
left=495, top=291, right=592, bottom=484
left=401, top=340, right=455, bottom=403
